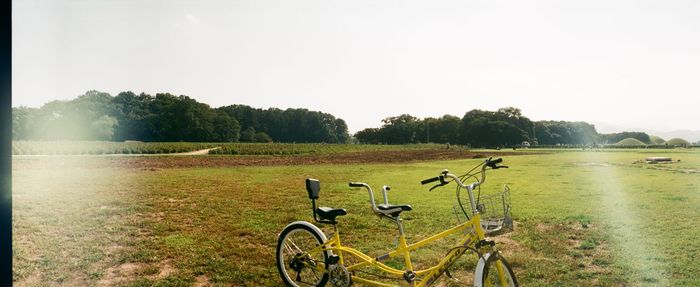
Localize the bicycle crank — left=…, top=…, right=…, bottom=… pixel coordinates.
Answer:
left=329, top=264, right=351, bottom=287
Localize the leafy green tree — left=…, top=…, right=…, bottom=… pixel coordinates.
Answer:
left=90, top=115, right=119, bottom=140
left=240, top=126, right=256, bottom=142
left=333, top=118, right=350, bottom=144
left=420, top=115, right=461, bottom=144
left=112, top=91, right=154, bottom=141
left=496, top=107, right=533, bottom=139
left=459, top=109, right=531, bottom=147
left=380, top=114, right=419, bottom=144
left=535, top=121, right=600, bottom=145
left=147, top=93, right=223, bottom=141
left=33, top=100, right=89, bottom=140
left=11, top=107, right=38, bottom=140
left=218, top=105, right=348, bottom=143
left=254, top=132, right=273, bottom=143
left=354, top=128, right=382, bottom=144
left=147, top=93, right=181, bottom=141
left=212, top=110, right=240, bottom=142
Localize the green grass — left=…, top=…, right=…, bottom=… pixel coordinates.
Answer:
left=12, top=148, right=700, bottom=286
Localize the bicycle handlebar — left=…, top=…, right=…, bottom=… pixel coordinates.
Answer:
left=421, top=176, right=441, bottom=185
left=424, top=157, right=508, bottom=190
left=348, top=181, right=381, bottom=215
left=422, top=157, right=507, bottom=214
left=349, top=182, right=365, bottom=188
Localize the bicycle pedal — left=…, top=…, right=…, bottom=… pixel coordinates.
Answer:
left=403, top=270, right=416, bottom=282
left=327, top=255, right=340, bottom=265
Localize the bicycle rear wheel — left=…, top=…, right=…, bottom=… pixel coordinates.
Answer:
left=474, top=253, right=518, bottom=287
left=276, top=221, right=330, bottom=286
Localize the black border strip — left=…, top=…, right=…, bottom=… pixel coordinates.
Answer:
left=1, top=0, right=12, bottom=284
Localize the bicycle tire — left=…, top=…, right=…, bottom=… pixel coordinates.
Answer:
left=474, top=253, right=518, bottom=287
left=276, top=221, right=330, bottom=287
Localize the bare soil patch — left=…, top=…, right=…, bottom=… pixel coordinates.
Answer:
left=12, top=149, right=535, bottom=170
left=98, top=262, right=149, bottom=286
left=154, top=260, right=176, bottom=279
left=194, top=275, right=211, bottom=287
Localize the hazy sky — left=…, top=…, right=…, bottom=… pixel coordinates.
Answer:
left=12, top=0, right=700, bottom=133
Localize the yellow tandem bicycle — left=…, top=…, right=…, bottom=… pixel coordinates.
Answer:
left=276, top=158, right=518, bottom=287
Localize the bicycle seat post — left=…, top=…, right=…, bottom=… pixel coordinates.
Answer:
left=381, top=185, right=390, bottom=205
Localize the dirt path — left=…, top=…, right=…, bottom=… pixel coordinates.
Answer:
left=12, top=147, right=221, bottom=157
left=172, top=147, right=220, bottom=156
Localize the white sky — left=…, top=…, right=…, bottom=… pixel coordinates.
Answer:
left=12, top=0, right=700, bottom=133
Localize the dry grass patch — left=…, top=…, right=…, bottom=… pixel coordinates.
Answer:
left=507, top=218, right=621, bottom=287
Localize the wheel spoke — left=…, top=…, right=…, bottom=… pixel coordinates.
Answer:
left=288, top=238, right=303, bottom=252
left=284, top=242, right=296, bottom=255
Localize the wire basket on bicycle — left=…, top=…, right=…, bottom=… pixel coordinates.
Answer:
left=449, top=159, right=514, bottom=236
left=476, top=185, right=513, bottom=235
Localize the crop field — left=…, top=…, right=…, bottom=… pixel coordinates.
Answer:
left=11, top=146, right=700, bottom=286
left=11, top=141, right=219, bottom=155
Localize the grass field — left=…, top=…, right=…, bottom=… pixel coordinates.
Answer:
left=11, top=147, right=700, bottom=286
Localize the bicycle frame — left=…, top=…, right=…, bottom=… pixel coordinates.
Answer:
left=287, top=158, right=513, bottom=286
left=300, top=212, right=497, bottom=286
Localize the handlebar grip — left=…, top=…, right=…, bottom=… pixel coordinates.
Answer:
left=421, top=177, right=441, bottom=185
left=349, top=182, right=364, bottom=188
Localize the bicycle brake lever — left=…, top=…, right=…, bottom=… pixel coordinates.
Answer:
left=429, top=182, right=448, bottom=191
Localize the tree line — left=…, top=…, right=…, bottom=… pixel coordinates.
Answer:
left=12, top=90, right=349, bottom=143
left=355, top=107, right=536, bottom=146
left=355, top=108, right=657, bottom=147
left=12, top=91, right=660, bottom=147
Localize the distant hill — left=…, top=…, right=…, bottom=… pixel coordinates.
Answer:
left=615, top=138, right=646, bottom=146
left=650, top=130, right=700, bottom=143
left=593, top=122, right=700, bottom=142
left=649, top=135, right=666, bottom=145
left=666, top=138, right=690, bottom=146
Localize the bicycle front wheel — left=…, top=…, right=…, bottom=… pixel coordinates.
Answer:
left=474, top=253, right=518, bottom=287
left=276, top=221, right=330, bottom=287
